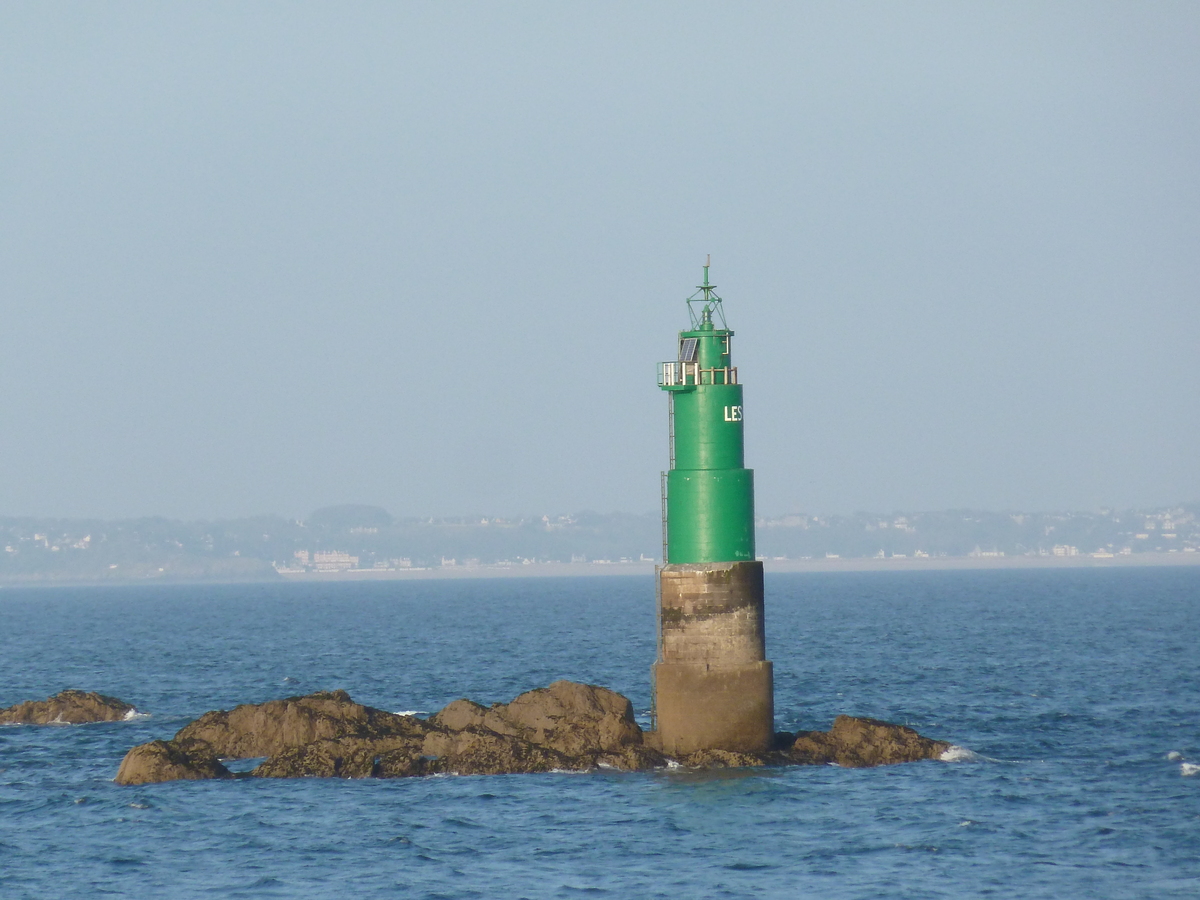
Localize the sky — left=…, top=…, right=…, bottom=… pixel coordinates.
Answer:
left=1, top=2, right=1197, bottom=520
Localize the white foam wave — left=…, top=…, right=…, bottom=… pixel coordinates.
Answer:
left=939, top=745, right=979, bottom=762
left=1166, top=751, right=1183, bottom=761
left=665, top=759, right=682, bottom=769
left=1181, top=763, right=1199, bottom=777
left=122, top=709, right=151, bottom=721
left=392, top=710, right=427, bottom=717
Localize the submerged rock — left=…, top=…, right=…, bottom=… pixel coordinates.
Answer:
left=114, top=683, right=950, bottom=784
left=0, top=690, right=138, bottom=725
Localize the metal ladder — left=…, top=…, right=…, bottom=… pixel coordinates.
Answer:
left=659, top=471, right=669, bottom=566
left=651, top=394, right=674, bottom=733
left=668, top=392, right=676, bottom=469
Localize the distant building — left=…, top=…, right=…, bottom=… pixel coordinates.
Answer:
left=313, top=551, right=358, bottom=571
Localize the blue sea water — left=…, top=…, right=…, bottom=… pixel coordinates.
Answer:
left=1, top=567, right=1197, bottom=899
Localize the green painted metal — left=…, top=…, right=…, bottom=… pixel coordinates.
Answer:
left=659, top=261, right=755, bottom=564
left=672, top=383, right=743, bottom=470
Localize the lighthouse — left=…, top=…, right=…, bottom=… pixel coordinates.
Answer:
left=653, top=261, right=774, bottom=755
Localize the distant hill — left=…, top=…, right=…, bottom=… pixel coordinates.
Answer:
left=306, top=505, right=394, bottom=530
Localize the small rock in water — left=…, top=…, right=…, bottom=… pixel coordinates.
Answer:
left=788, top=715, right=951, bottom=767
left=0, top=690, right=138, bottom=725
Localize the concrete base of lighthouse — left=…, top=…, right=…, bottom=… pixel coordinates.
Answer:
left=653, top=561, right=774, bottom=755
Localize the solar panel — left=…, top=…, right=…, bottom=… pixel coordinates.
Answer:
left=679, top=338, right=698, bottom=362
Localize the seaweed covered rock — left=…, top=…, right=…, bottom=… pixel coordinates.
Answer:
left=788, top=715, right=951, bottom=767
left=113, top=685, right=952, bottom=785
left=253, top=734, right=430, bottom=779
left=116, top=682, right=661, bottom=784
left=174, top=690, right=414, bottom=759
left=0, top=690, right=138, bottom=725
left=253, top=682, right=655, bottom=779
left=679, top=748, right=774, bottom=768
left=115, top=739, right=233, bottom=785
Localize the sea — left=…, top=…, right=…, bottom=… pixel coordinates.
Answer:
left=1, top=567, right=1197, bottom=899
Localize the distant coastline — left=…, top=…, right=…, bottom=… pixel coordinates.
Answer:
left=268, top=550, right=1200, bottom=582
left=2, top=552, right=1197, bottom=588
left=3, top=503, right=1197, bottom=587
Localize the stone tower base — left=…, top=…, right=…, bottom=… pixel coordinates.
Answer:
left=653, top=561, right=774, bottom=755
left=653, top=660, right=774, bottom=755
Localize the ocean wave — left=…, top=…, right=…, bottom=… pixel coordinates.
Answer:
left=122, top=709, right=151, bottom=721
left=392, top=710, right=427, bottom=717
left=1166, top=751, right=1183, bottom=761
left=939, top=745, right=979, bottom=762
left=1181, top=763, right=1199, bottom=777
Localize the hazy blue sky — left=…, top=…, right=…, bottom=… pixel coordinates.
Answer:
left=1, top=3, right=1196, bottom=520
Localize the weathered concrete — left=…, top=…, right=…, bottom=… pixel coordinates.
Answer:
left=653, top=561, right=775, bottom=754
left=653, top=659, right=774, bottom=754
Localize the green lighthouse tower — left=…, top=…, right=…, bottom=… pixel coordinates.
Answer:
left=653, top=260, right=774, bottom=755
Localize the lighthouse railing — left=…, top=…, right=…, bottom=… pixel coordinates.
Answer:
left=658, top=361, right=738, bottom=387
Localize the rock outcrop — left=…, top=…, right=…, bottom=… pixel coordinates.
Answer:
left=429, top=680, right=644, bottom=758
left=116, top=681, right=659, bottom=785
left=114, top=683, right=951, bottom=785
left=788, top=715, right=952, bottom=767
left=0, top=690, right=138, bottom=725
